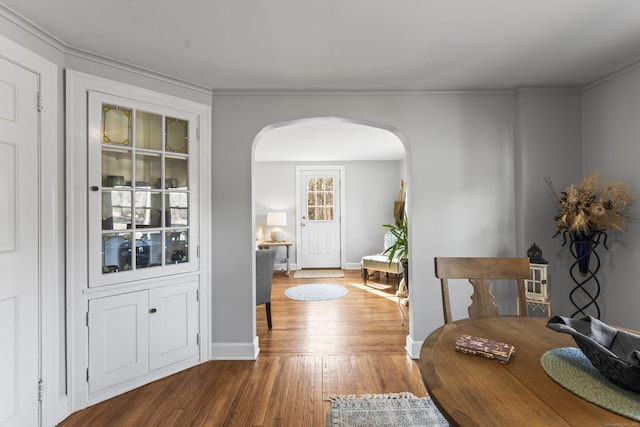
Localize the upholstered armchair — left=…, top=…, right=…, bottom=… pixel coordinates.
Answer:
left=256, top=248, right=277, bottom=329
left=360, top=231, right=403, bottom=287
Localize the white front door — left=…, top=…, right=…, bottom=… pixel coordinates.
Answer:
left=0, top=57, right=40, bottom=427
left=298, top=168, right=342, bottom=269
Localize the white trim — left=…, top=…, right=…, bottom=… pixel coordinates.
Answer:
left=343, top=262, right=361, bottom=270
left=405, top=334, right=422, bottom=360
left=210, top=338, right=260, bottom=360
left=65, top=70, right=211, bottom=412
left=0, top=5, right=211, bottom=96
left=0, top=34, right=63, bottom=427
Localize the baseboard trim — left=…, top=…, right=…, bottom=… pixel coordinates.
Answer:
left=274, top=262, right=297, bottom=272
left=405, top=334, right=422, bottom=360
left=210, top=337, right=259, bottom=360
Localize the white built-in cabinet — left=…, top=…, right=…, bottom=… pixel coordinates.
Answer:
left=85, top=90, right=201, bottom=397
left=67, top=71, right=210, bottom=407
left=88, top=279, right=199, bottom=393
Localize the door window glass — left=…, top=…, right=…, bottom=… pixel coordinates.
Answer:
left=306, top=176, right=334, bottom=221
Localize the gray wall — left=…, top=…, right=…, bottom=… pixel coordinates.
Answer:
left=212, top=92, right=522, bottom=351
left=516, top=90, right=584, bottom=319
left=254, top=160, right=403, bottom=268
left=583, top=66, right=640, bottom=330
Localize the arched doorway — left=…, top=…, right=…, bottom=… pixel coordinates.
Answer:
left=251, top=116, right=409, bottom=340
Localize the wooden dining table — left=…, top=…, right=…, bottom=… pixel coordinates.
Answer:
left=419, top=316, right=637, bottom=426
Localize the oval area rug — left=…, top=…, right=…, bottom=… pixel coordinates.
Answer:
left=285, top=283, right=348, bottom=301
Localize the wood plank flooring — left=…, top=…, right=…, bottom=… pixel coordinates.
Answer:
left=58, top=270, right=425, bottom=426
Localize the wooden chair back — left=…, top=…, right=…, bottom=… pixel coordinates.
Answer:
left=434, top=257, right=530, bottom=324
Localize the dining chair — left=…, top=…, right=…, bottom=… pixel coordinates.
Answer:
left=256, top=248, right=277, bottom=329
left=434, top=257, right=530, bottom=324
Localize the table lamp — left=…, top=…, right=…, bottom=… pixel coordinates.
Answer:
left=266, top=211, right=287, bottom=242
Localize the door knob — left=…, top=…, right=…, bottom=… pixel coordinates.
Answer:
left=149, top=308, right=157, bottom=313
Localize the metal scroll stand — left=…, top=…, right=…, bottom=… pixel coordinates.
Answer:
left=562, top=231, right=608, bottom=319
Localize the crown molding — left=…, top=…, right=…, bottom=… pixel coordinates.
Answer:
left=0, top=4, right=66, bottom=52
left=584, top=57, right=640, bottom=91
left=1, top=4, right=212, bottom=96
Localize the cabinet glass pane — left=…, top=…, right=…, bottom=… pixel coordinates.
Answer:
left=165, top=193, right=189, bottom=226
left=102, top=148, right=132, bottom=187
left=102, top=232, right=132, bottom=273
left=135, top=231, right=162, bottom=269
left=102, top=190, right=132, bottom=231
left=136, top=110, right=162, bottom=150
left=166, top=230, right=188, bottom=264
left=165, top=117, right=188, bottom=153
left=102, top=105, right=132, bottom=146
left=135, top=152, right=160, bottom=188
left=96, top=100, right=193, bottom=281
left=165, top=155, right=188, bottom=189
left=135, top=191, right=162, bottom=228
left=119, top=236, right=149, bottom=271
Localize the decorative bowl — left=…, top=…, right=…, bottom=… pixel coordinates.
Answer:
left=547, top=315, right=640, bottom=393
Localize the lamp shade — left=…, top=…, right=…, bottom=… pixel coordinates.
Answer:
left=266, top=211, right=287, bottom=227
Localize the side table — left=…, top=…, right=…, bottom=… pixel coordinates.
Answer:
left=257, top=240, right=293, bottom=276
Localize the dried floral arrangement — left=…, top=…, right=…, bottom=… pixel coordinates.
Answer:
left=545, top=172, right=633, bottom=237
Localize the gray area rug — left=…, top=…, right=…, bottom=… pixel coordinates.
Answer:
left=294, top=269, right=345, bottom=279
left=328, top=392, right=448, bottom=427
left=285, top=283, right=348, bottom=301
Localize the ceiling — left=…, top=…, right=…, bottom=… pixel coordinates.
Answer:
left=254, top=119, right=405, bottom=162
left=4, top=0, right=640, bottom=91
left=4, top=1, right=640, bottom=161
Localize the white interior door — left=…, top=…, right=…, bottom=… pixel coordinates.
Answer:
left=0, top=57, right=40, bottom=426
left=298, top=168, right=341, bottom=269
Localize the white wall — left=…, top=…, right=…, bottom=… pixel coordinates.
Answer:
left=583, top=66, right=640, bottom=330
left=254, top=160, right=402, bottom=269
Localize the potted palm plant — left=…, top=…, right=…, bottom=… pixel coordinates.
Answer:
left=382, top=217, right=408, bottom=289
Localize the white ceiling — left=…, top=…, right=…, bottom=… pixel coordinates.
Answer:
left=254, top=119, right=405, bottom=162
left=4, top=1, right=640, bottom=160
left=4, top=0, right=640, bottom=91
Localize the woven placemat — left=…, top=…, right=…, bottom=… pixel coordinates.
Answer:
left=541, top=347, right=640, bottom=422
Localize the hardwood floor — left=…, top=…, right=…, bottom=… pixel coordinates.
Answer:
left=58, top=270, right=425, bottom=426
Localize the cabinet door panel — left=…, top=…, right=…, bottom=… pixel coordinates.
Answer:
left=149, top=281, right=199, bottom=371
left=89, top=291, right=149, bottom=393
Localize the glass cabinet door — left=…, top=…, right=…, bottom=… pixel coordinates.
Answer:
left=89, top=93, right=197, bottom=287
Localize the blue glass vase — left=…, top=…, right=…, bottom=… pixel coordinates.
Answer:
left=572, top=231, right=595, bottom=275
